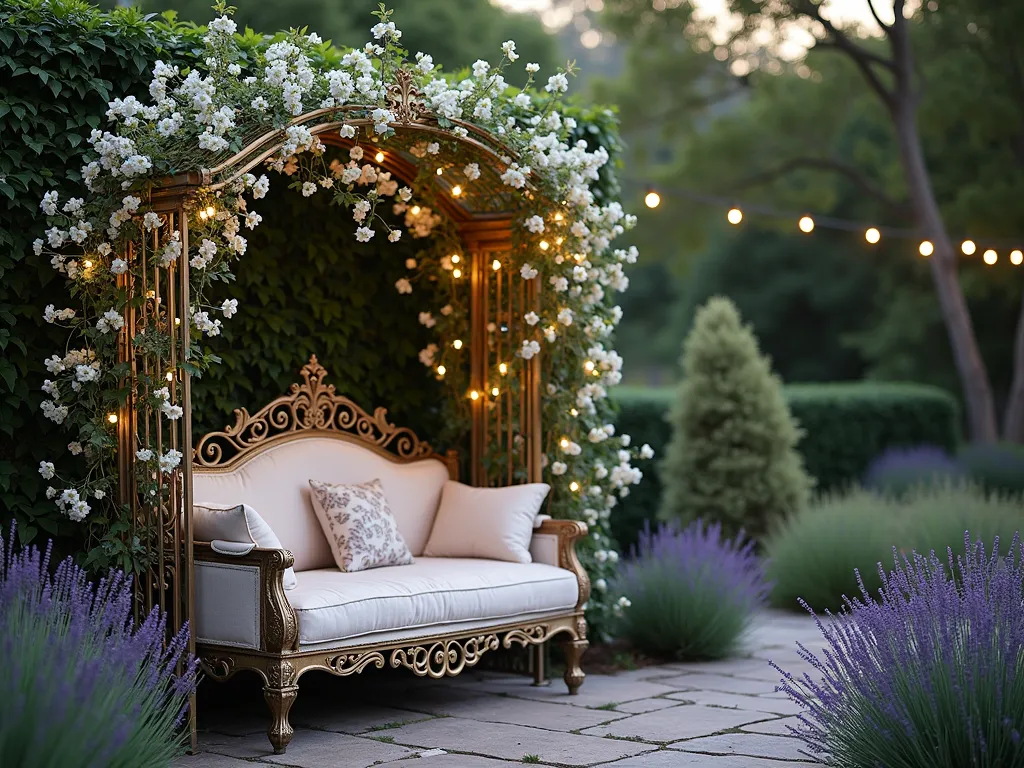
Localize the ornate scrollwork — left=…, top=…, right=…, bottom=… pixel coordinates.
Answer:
left=266, top=660, right=296, bottom=688
left=201, top=654, right=236, bottom=680
left=390, top=634, right=499, bottom=678
left=325, top=651, right=387, bottom=676
left=194, top=355, right=438, bottom=468
left=386, top=68, right=426, bottom=124
left=503, top=625, right=552, bottom=648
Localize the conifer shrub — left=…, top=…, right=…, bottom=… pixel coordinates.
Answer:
left=659, top=296, right=814, bottom=541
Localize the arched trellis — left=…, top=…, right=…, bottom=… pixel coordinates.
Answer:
left=118, top=82, right=551, bottom=684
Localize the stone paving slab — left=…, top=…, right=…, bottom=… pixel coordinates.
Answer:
left=458, top=674, right=681, bottom=709
left=669, top=732, right=814, bottom=761
left=384, top=716, right=656, bottom=765
left=597, top=752, right=814, bottom=767
left=291, top=702, right=433, bottom=734
left=612, top=698, right=684, bottom=714
left=408, top=754, right=536, bottom=767
left=741, top=716, right=803, bottom=735
left=655, top=673, right=780, bottom=695
left=173, top=753, right=255, bottom=768
left=200, top=729, right=415, bottom=767
left=665, top=689, right=804, bottom=715
left=580, top=704, right=775, bottom=742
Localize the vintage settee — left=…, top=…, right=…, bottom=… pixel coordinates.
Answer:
left=190, top=358, right=590, bottom=753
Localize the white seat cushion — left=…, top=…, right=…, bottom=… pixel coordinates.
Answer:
left=288, top=557, right=579, bottom=646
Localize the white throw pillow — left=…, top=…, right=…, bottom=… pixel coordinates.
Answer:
left=308, top=478, right=414, bottom=572
left=423, top=481, right=551, bottom=564
left=192, top=502, right=298, bottom=590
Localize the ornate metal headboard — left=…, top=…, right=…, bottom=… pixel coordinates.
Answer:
left=193, top=355, right=458, bottom=478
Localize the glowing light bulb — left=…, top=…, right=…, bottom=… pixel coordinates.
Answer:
left=107, top=413, right=118, bottom=424
left=411, top=205, right=421, bottom=215
left=375, top=151, right=385, bottom=162
left=437, top=365, right=446, bottom=376
left=453, top=339, right=463, bottom=350
left=560, top=437, right=570, bottom=449
left=199, top=210, right=208, bottom=221
left=206, top=206, right=216, bottom=218
left=554, top=213, right=564, bottom=222
left=436, top=168, right=443, bottom=175
left=798, top=216, right=814, bottom=233
left=492, top=259, right=501, bottom=271
left=498, top=362, right=508, bottom=375
left=555, top=237, right=563, bottom=245
left=491, top=387, right=500, bottom=397
left=83, top=259, right=93, bottom=268
left=865, top=227, right=881, bottom=244
left=962, top=240, right=977, bottom=256
left=583, top=360, right=595, bottom=373
left=570, top=408, right=578, bottom=417
left=569, top=481, right=580, bottom=492
left=451, top=254, right=461, bottom=264
left=452, top=185, right=462, bottom=197
left=644, top=191, right=661, bottom=209
left=453, top=268, right=462, bottom=279
left=539, top=240, right=550, bottom=251
left=166, top=371, right=174, bottom=382
left=1012, top=250, right=1023, bottom=266
left=469, top=390, right=480, bottom=400
left=174, top=317, right=181, bottom=326
left=727, top=208, right=743, bottom=225
left=984, top=249, right=998, bottom=265
left=919, top=240, right=934, bottom=257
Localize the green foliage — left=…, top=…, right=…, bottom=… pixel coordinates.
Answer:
left=788, top=383, right=961, bottom=493
left=957, top=442, right=1024, bottom=496
left=765, top=483, right=1024, bottom=613
left=191, top=146, right=447, bottom=442
left=104, top=0, right=559, bottom=89
left=0, top=0, right=201, bottom=554
left=659, top=297, right=813, bottom=541
left=765, top=489, right=898, bottom=613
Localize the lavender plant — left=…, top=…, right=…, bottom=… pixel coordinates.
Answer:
left=615, top=519, right=769, bottom=660
left=863, top=444, right=967, bottom=497
left=774, top=532, right=1024, bottom=768
left=0, top=527, right=198, bottom=767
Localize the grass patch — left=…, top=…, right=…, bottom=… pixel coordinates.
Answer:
left=371, top=735, right=396, bottom=743
left=594, top=702, right=619, bottom=711
left=522, top=754, right=541, bottom=763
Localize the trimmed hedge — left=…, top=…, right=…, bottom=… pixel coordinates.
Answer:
left=611, top=382, right=961, bottom=553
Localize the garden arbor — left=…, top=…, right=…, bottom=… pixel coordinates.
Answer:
left=118, top=86, right=550, bottom=666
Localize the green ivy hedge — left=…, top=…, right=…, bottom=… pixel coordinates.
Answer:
left=611, top=382, right=962, bottom=553
left=0, top=3, right=204, bottom=551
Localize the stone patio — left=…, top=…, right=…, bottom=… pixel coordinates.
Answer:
left=177, top=611, right=827, bottom=767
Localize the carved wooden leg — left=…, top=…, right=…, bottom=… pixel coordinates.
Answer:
left=531, top=641, right=548, bottom=686
left=561, top=638, right=588, bottom=695
left=264, top=661, right=298, bottom=754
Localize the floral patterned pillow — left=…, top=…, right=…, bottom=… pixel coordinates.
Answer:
left=308, top=478, right=414, bottom=572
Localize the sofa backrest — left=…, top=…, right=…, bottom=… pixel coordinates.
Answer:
left=193, top=435, right=449, bottom=571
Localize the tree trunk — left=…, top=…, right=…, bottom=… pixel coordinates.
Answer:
left=1003, top=293, right=1024, bottom=441
left=892, top=104, right=999, bottom=443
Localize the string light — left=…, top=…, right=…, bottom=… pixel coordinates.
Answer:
left=560, top=437, right=570, bottom=449
left=437, top=365, right=446, bottom=377
left=83, top=259, right=93, bottom=268
left=411, top=205, right=421, bottom=215
left=174, top=317, right=181, bottom=326
left=919, top=240, right=934, bottom=257
left=205, top=205, right=215, bottom=218
left=569, top=481, right=580, bottom=492
left=554, top=212, right=564, bottom=222
left=453, top=339, right=463, bottom=350
left=165, top=371, right=174, bottom=382
left=962, top=240, right=977, bottom=255
left=539, top=240, right=550, bottom=251
left=452, top=185, right=462, bottom=197
left=569, top=408, right=578, bottom=417
left=798, top=216, right=815, bottom=233
left=375, top=151, right=385, bottom=163
left=984, top=249, right=998, bottom=265
left=452, top=268, right=462, bottom=279
left=492, top=259, right=501, bottom=271
left=491, top=387, right=500, bottom=397
left=865, top=227, right=881, bottom=244
left=451, top=254, right=460, bottom=264
left=436, top=168, right=443, bottom=175
left=498, top=362, right=508, bottom=375
left=644, top=191, right=661, bottom=209
left=727, top=207, right=743, bottom=225
left=583, top=360, right=595, bottom=373
left=107, top=413, right=118, bottom=424
left=469, top=390, right=480, bottom=400
left=1013, top=250, right=1024, bottom=266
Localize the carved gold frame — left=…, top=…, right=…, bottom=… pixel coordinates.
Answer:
left=192, top=358, right=589, bottom=754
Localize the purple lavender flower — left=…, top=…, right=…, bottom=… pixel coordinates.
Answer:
left=773, top=532, right=1024, bottom=767
left=616, top=519, right=770, bottom=660
left=863, top=444, right=966, bottom=496
left=0, top=525, right=198, bottom=767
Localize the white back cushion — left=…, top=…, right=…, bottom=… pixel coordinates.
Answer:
left=193, top=436, right=449, bottom=570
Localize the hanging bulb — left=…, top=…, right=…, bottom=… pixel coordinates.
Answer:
left=452, top=185, right=462, bottom=197
left=1012, top=250, right=1023, bottom=266
left=962, top=240, right=977, bottom=256
left=919, top=240, right=934, bottom=257
left=375, top=151, right=385, bottom=163
left=798, top=216, right=814, bottom=233
left=865, top=227, right=880, bottom=244
left=727, top=208, right=743, bottom=225
left=437, top=365, right=446, bottom=377
left=644, top=191, right=661, bottom=209
left=984, top=249, right=998, bottom=265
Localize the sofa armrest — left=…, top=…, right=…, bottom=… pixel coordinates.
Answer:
left=530, top=519, right=591, bottom=611
left=194, top=541, right=300, bottom=653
